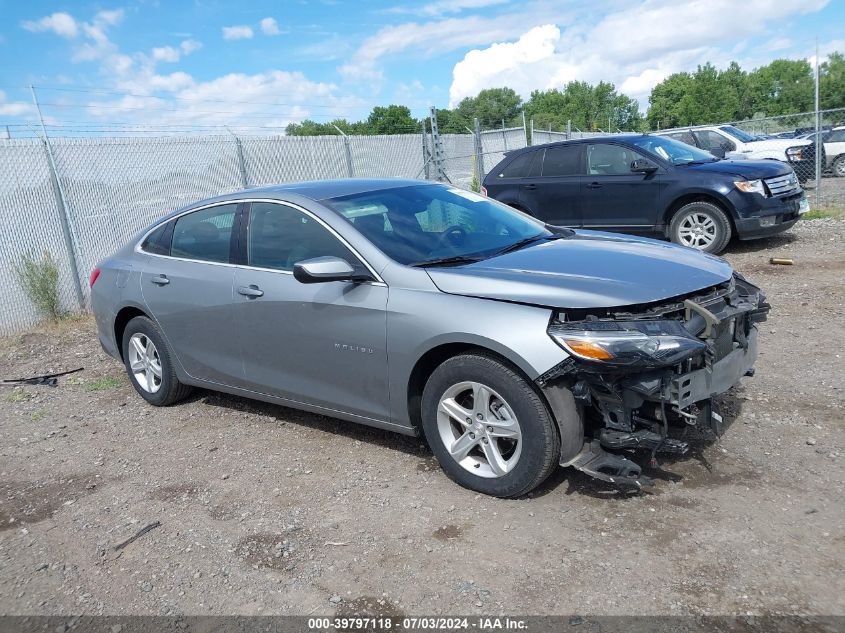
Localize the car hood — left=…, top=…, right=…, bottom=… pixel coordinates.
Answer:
left=684, top=158, right=792, bottom=179
left=426, top=232, right=734, bottom=310
left=746, top=138, right=810, bottom=151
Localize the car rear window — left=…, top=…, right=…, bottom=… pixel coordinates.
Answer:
left=497, top=151, right=535, bottom=178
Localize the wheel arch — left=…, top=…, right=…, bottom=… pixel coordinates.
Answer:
left=113, top=304, right=151, bottom=361
left=663, top=192, right=737, bottom=237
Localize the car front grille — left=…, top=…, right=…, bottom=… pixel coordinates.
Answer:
left=764, top=173, right=801, bottom=197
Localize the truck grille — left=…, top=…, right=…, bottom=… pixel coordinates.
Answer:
left=764, top=173, right=801, bottom=197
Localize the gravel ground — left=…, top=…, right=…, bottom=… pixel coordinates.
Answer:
left=0, top=219, right=843, bottom=618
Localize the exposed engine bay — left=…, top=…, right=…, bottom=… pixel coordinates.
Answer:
left=538, top=273, right=770, bottom=488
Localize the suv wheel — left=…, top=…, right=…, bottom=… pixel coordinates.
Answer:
left=833, top=155, right=845, bottom=178
left=669, top=201, right=732, bottom=254
left=421, top=353, right=560, bottom=498
left=122, top=316, right=192, bottom=406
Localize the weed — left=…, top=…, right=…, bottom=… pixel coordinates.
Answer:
left=14, top=252, right=64, bottom=322
left=83, top=376, right=123, bottom=392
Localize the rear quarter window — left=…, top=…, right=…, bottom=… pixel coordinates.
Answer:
left=140, top=222, right=172, bottom=256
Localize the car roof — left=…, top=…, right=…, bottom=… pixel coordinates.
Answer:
left=506, top=133, right=646, bottom=155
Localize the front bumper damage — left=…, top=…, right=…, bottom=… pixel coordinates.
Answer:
left=538, top=274, right=769, bottom=489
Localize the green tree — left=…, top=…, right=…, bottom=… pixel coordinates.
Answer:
left=525, top=81, right=641, bottom=132
left=820, top=52, right=845, bottom=110
left=365, top=105, right=419, bottom=134
left=454, top=87, right=522, bottom=128
left=747, top=58, right=813, bottom=116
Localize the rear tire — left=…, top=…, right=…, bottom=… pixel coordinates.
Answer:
left=421, top=353, right=560, bottom=498
left=121, top=316, right=192, bottom=406
left=833, top=155, right=845, bottom=178
left=669, top=201, right=732, bottom=254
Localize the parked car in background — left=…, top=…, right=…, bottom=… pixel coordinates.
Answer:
left=657, top=125, right=817, bottom=179
left=90, top=179, right=770, bottom=497
left=482, top=135, right=808, bottom=254
left=822, top=126, right=845, bottom=177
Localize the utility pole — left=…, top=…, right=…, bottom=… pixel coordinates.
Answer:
left=814, top=38, right=821, bottom=209
left=30, top=85, right=85, bottom=310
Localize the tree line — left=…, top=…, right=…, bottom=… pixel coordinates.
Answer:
left=286, top=52, right=844, bottom=136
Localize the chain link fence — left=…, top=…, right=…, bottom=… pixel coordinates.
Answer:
left=2, top=109, right=843, bottom=334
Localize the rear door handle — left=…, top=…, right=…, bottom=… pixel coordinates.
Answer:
left=586, top=182, right=602, bottom=189
left=237, top=284, right=264, bottom=298
left=523, top=184, right=537, bottom=190
left=150, top=275, right=170, bottom=286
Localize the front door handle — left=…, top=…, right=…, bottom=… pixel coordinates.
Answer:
left=150, top=275, right=170, bottom=286
left=586, top=182, right=603, bottom=189
left=237, top=284, right=264, bottom=298
left=523, top=184, right=537, bottom=190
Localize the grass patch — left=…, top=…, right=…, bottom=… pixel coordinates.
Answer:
left=2, top=389, right=32, bottom=403
left=803, top=207, right=845, bottom=220
left=83, top=376, right=124, bottom=392
left=30, top=410, right=47, bottom=422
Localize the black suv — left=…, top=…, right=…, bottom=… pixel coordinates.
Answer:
left=482, top=134, right=808, bottom=254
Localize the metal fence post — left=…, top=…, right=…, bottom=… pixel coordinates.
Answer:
left=567, top=119, right=571, bottom=140
left=529, top=118, right=534, bottom=147
left=421, top=121, right=431, bottom=180
left=226, top=127, right=249, bottom=189
left=501, top=119, right=508, bottom=151
left=30, top=85, right=85, bottom=310
left=429, top=106, right=450, bottom=183
left=814, top=40, right=822, bottom=209
left=333, top=124, right=355, bottom=178
left=473, top=117, right=485, bottom=182
left=522, top=111, right=529, bottom=146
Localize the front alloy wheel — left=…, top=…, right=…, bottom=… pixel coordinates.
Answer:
left=669, top=201, right=732, bottom=254
left=421, top=352, right=562, bottom=498
left=437, top=381, right=522, bottom=478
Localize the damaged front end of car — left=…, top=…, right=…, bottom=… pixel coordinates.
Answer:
left=538, top=273, right=770, bottom=489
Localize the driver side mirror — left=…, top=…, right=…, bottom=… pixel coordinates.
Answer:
left=293, top=256, right=363, bottom=284
left=630, top=158, right=658, bottom=174
left=709, top=147, right=726, bottom=159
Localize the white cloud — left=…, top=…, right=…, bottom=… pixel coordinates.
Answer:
left=222, top=25, right=254, bottom=40
left=180, top=39, right=202, bottom=55
left=22, top=12, right=79, bottom=38
left=94, top=9, right=124, bottom=27
left=447, top=0, right=831, bottom=107
left=152, top=46, right=180, bottom=63
left=387, top=0, right=508, bottom=17
left=260, top=17, right=281, bottom=36
left=0, top=90, right=32, bottom=117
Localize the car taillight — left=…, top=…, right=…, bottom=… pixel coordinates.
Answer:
left=89, top=268, right=101, bottom=288
left=480, top=186, right=488, bottom=197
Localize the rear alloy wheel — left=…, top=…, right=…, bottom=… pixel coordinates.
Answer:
left=122, top=316, right=192, bottom=406
left=421, top=353, right=560, bottom=498
left=670, top=201, right=732, bottom=254
left=833, top=156, right=845, bottom=178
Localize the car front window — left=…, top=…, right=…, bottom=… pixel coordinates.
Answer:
left=323, top=184, right=551, bottom=266
left=629, top=135, right=716, bottom=166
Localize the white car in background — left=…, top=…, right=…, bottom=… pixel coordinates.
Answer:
left=822, top=126, right=845, bottom=177
left=658, top=125, right=812, bottom=161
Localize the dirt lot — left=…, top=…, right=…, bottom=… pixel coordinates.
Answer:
left=1, top=219, right=843, bottom=618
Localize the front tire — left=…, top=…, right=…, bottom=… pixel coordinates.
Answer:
left=421, top=353, right=560, bottom=498
left=669, top=201, right=732, bottom=254
left=833, top=156, right=845, bottom=178
left=121, top=316, right=192, bottom=406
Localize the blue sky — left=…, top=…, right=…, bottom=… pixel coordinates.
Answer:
left=0, top=0, right=842, bottom=135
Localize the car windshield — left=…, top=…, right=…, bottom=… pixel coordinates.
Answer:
left=629, top=135, right=717, bottom=165
left=719, top=125, right=759, bottom=143
left=323, top=184, right=552, bottom=266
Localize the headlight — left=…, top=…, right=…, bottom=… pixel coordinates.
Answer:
left=786, top=147, right=804, bottom=161
left=548, top=320, right=706, bottom=368
left=734, top=179, right=766, bottom=196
